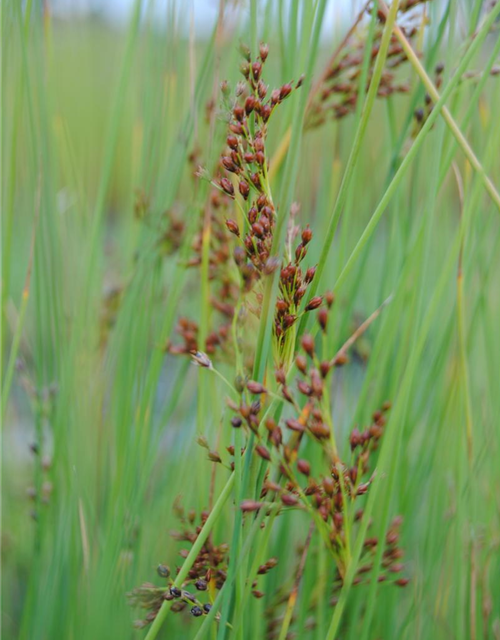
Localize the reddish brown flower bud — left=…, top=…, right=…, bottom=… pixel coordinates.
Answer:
left=261, top=104, right=272, bottom=122
left=309, top=422, right=330, bottom=439
left=276, top=299, right=288, bottom=314
left=231, top=416, right=242, bottom=428
left=283, top=314, right=297, bottom=329
left=271, top=427, right=282, bottom=446
left=323, top=476, right=335, bottom=495
left=395, top=578, right=410, bottom=587
left=229, top=122, right=244, bottom=135
left=240, top=500, right=263, bottom=512
left=259, top=42, right=269, bottom=62
left=222, top=156, right=238, bottom=173
left=297, top=380, right=312, bottom=396
left=265, top=417, right=277, bottom=432
left=233, top=105, right=245, bottom=122
left=252, top=61, right=262, bottom=81
left=247, top=380, right=266, bottom=395
left=257, top=80, right=267, bottom=99
left=325, top=290, right=335, bottom=307
left=208, top=450, right=221, bottom=463
left=252, top=590, right=265, bottom=598
left=250, top=172, right=261, bottom=189
left=304, top=266, right=316, bottom=283
left=296, top=354, right=307, bottom=374
left=225, top=219, right=240, bottom=236
left=281, top=493, right=298, bottom=506
left=297, top=459, right=310, bottom=476
left=245, top=95, right=256, bottom=114
left=252, top=222, right=264, bottom=238
left=255, top=150, right=265, bottom=166
left=238, top=180, right=250, bottom=199
left=220, top=177, right=235, bottom=196
left=295, top=243, right=306, bottom=262
left=350, top=428, right=361, bottom=450
left=227, top=134, right=239, bottom=149
left=320, top=360, right=331, bottom=378
left=280, top=83, right=292, bottom=99
left=301, top=226, right=313, bottom=245
left=275, top=368, right=286, bottom=385
left=318, top=307, right=328, bottom=332
left=271, top=88, right=280, bottom=105
left=334, top=352, right=348, bottom=366
left=306, top=296, right=323, bottom=311
left=301, top=334, right=315, bottom=357
left=286, top=418, right=305, bottom=432
left=255, top=444, right=271, bottom=461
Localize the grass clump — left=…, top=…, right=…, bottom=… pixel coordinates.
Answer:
left=2, top=1, right=500, bottom=639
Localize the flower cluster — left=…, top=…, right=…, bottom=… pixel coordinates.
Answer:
left=307, top=0, right=432, bottom=128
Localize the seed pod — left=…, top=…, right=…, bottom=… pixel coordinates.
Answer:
left=286, top=418, right=305, bottom=432
left=231, top=417, right=242, bottom=428
left=208, top=450, right=222, bottom=463
left=261, top=104, right=272, bottom=122
left=318, top=308, right=328, bottom=332
left=170, top=586, right=182, bottom=598
left=325, top=290, right=335, bottom=307
left=296, top=354, right=307, bottom=374
left=306, top=296, right=323, bottom=311
left=301, top=334, right=315, bottom=357
left=191, top=606, right=203, bottom=617
left=395, top=578, right=410, bottom=587
left=255, top=150, right=265, bottom=166
left=250, top=172, right=261, bottom=189
left=225, top=219, right=240, bottom=236
left=257, top=80, right=268, bottom=99
left=255, top=444, right=271, bottom=461
left=157, top=564, right=170, bottom=578
left=297, top=459, right=310, bottom=476
left=227, top=135, right=239, bottom=149
left=295, top=243, right=306, bottom=262
left=283, top=314, right=297, bottom=329
left=244, top=152, right=255, bottom=164
left=350, top=428, right=361, bottom=450
left=230, top=122, right=244, bottom=135
left=240, top=500, right=263, bottom=512
left=259, top=42, right=269, bottom=62
left=238, top=180, right=250, bottom=199
left=414, top=107, right=424, bottom=123
left=245, top=95, right=256, bottom=115
left=334, top=352, right=348, bottom=366
left=319, top=361, right=331, bottom=378
left=305, top=266, right=316, bottom=283
left=280, top=83, right=292, bottom=99
left=281, top=493, right=298, bottom=506
left=275, top=367, right=286, bottom=385
left=252, top=222, right=264, bottom=237
left=252, top=61, right=262, bottom=81
left=271, top=427, right=282, bottom=446
left=247, top=380, right=267, bottom=395
left=203, top=603, right=212, bottom=613
left=297, top=380, right=313, bottom=396
left=220, top=177, right=235, bottom=196
left=222, top=156, right=238, bottom=173
left=323, top=476, right=335, bottom=495
left=301, top=226, right=313, bottom=244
